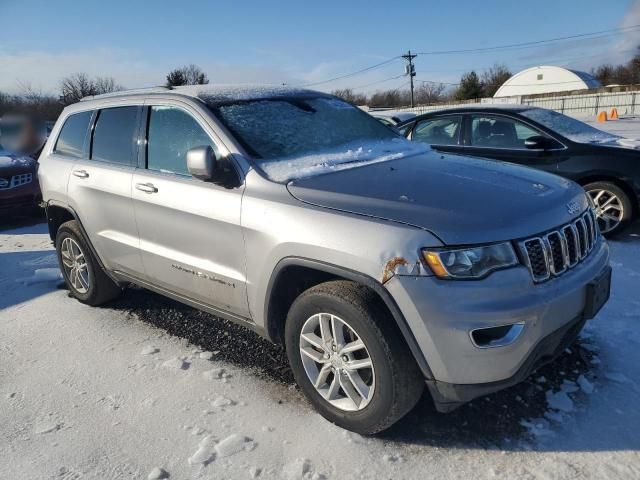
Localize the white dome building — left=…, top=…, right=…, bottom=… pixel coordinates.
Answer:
left=494, top=66, right=601, bottom=98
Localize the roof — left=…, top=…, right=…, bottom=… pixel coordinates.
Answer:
left=494, top=66, right=601, bottom=97
left=394, top=104, right=536, bottom=125
left=80, top=84, right=326, bottom=104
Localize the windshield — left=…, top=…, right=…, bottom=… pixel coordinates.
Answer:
left=520, top=108, right=619, bottom=144
left=209, top=97, right=424, bottom=181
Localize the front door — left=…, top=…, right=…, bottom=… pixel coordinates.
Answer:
left=131, top=103, right=250, bottom=318
left=462, top=114, right=563, bottom=174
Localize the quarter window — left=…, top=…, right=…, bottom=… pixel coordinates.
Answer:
left=470, top=115, right=542, bottom=149
left=146, top=106, right=218, bottom=175
left=54, top=111, right=92, bottom=158
left=411, top=116, right=461, bottom=145
left=91, top=106, right=139, bottom=165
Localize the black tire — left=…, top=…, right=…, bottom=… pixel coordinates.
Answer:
left=285, top=280, right=424, bottom=434
left=55, top=220, right=121, bottom=306
left=584, top=181, right=634, bottom=237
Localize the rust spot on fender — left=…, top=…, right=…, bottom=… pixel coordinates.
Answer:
left=381, top=256, right=409, bottom=284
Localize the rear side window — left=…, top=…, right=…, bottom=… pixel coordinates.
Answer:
left=146, top=106, right=218, bottom=175
left=412, top=116, right=461, bottom=145
left=54, top=111, right=92, bottom=158
left=91, top=106, right=139, bottom=165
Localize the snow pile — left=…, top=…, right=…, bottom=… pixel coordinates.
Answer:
left=261, top=138, right=428, bottom=182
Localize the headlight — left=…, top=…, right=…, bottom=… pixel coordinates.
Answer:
left=422, top=242, right=519, bottom=280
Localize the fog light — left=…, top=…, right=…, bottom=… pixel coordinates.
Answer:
left=470, top=322, right=525, bottom=348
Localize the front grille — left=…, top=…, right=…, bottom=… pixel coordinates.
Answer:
left=0, top=173, right=33, bottom=190
left=519, top=209, right=599, bottom=283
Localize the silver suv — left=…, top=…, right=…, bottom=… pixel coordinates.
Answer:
left=39, top=86, right=611, bottom=434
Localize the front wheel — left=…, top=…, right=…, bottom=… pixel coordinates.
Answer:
left=584, top=181, right=633, bottom=237
left=285, top=280, right=424, bottom=434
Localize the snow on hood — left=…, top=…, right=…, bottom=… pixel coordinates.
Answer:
left=0, top=151, right=35, bottom=169
left=593, top=136, right=640, bottom=150
left=259, top=138, right=430, bottom=183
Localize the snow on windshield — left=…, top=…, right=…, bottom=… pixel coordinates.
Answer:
left=260, top=138, right=429, bottom=182
left=521, top=108, right=620, bottom=144
left=211, top=96, right=427, bottom=181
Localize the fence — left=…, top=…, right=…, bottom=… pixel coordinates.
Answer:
left=387, top=89, right=640, bottom=119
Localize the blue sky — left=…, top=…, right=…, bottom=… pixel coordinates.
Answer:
left=0, top=0, right=638, bottom=94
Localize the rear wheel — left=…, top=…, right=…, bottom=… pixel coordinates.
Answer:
left=285, top=280, right=424, bottom=434
left=55, top=220, right=121, bottom=306
left=584, top=181, right=633, bottom=237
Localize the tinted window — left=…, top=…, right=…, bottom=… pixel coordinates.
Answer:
left=412, top=116, right=461, bottom=145
left=147, top=106, right=217, bottom=175
left=91, top=107, right=138, bottom=165
left=54, top=111, right=92, bottom=158
left=470, top=115, right=541, bottom=149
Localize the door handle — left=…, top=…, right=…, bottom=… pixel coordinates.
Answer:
left=72, top=169, right=89, bottom=178
left=135, top=182, right=158, bottom=193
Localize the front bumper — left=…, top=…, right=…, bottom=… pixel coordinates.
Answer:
left=0, top=183, right=42, bottom=215
left=385, top=238, right=610, bottom=411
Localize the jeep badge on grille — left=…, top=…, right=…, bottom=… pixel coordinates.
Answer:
left=566, top=201, right=581, bottom=215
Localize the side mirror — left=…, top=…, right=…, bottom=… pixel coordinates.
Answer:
left=524, top=135, right=552, bottom=150
left=187, top=145, right=217, bottom=181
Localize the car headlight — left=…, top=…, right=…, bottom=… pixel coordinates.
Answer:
left=422, top=242, right=519, bottom=280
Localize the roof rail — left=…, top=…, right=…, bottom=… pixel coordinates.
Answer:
left=80, top=86, right=172, bottom=102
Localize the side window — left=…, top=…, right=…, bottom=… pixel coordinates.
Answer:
left=470, top=115, right=542, bottom=149
left=412, top=116, right=461, bottom=145
left=146, top=106, right=218, bottom=175
left=54, top=111, right=92, bottom=158
left=91, top=106, right=139, bottom=165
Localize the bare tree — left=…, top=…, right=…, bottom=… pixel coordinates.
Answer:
left=60, top=73, right=122, bottom=105
left=330, top=88, right=368, bottom=105
left=480, top=64, right=512, bottom=97
left=414, top=82, right=446, bottom=105
left=166, top=64, right=209, bottom=87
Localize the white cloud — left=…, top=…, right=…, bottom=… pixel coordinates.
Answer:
left=611, top=0, right=640, bottom=62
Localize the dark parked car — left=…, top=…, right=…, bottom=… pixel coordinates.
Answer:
left=0, top=115, right=48, bottom=217
left=0, top=147, right=41, bottom=216
left=397, top=106, right=640, bottom=236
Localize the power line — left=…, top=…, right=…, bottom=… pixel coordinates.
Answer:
left=416, top=24, right=640, bottom=55
left=299, top=56, right=400, bottom=87
left=348, top=74, right=405, bottom=91
left=298, top=24, right=640, bottom=90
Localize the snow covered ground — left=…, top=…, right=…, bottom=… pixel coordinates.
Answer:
left=1, top=219, right=639, bottom=480
left=584, top=116, right=640, bottom=139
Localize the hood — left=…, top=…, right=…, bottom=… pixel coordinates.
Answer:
left=287, top=151, right=589, bottom=245
left=0, top=151, right=37, bottom=175
left=588, top=136, right=640, bottom=151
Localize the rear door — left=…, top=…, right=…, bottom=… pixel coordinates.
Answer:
left=66, top=104, right=144, bottom=275
left=407, top=115, right=464, bottom=154
left=462, top=113, right=563, bottom=173
left=131, top=102, right=250, bottom=318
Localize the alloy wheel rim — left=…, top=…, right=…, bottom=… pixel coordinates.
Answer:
left=60, top=237, right=90, bottom=294
left=299, top=313, right=375, bottom=412
left=587, top=188, right=624, bottom=234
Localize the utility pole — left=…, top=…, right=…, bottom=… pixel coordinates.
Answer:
left=402, top=50, right=417, bottom=107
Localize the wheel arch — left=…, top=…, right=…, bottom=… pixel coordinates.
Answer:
left=264, top=256, right=434, bottom=380
left=44, top=201, right=120, bottom=285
